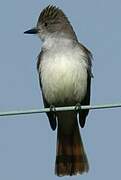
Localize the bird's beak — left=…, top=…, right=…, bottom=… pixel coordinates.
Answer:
left=24, top=27, right=38, bottom=34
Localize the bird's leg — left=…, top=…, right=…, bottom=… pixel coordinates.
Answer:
left=50, top=105, right=56, bottom=119
left=75, top=103, right=81, bottom=114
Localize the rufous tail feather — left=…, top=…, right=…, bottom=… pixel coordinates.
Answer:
left=55, top=112, right=89, bottom=176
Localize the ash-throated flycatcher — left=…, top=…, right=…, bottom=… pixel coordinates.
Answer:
left=24, top=5, right=93, bottom=176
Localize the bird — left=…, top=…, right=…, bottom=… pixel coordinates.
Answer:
left=24, top=5, right=93, bottom=176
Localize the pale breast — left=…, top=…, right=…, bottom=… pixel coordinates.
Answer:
left=39, top=48, right=88, bottom=105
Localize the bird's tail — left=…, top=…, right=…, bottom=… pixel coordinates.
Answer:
left=55, top=112, right=89, bottom=176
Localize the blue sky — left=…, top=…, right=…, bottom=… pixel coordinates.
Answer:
left=0, top=0, right=121, bottom=179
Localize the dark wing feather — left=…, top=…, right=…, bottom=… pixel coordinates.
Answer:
left=78, top=43, right=93, bottom=128
left=37, top=51, right=57, bottom=130
left=79, top=73, right=91, bottom=128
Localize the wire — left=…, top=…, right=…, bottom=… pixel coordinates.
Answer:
left=0, top=103, right=121, bottom=117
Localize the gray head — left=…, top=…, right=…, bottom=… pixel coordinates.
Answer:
left=24, top=5, right=77, bottom=41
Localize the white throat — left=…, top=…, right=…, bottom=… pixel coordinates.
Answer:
left=42, top=33, right=74, bottom=50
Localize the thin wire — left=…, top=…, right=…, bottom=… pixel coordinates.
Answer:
left=0, top=103, right=121, bottom=117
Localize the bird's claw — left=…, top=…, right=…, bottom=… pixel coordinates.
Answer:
left=50, top=105, right=56, bottom=113
left=75, top=103, right=81, bottom=113
left=50, top=105, right=56, bottom=120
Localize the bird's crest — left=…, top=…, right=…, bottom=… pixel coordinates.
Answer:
left=38, top=5, right=66, bottom=23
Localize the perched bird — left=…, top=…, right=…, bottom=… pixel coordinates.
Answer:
left=24, top=5, right=93, bottom=176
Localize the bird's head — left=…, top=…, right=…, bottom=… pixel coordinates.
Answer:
left=24, top=5, right=77, bottom=41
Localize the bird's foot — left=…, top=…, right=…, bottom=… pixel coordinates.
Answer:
left=75, top=103, right=81, bottom=113
left=50, top=105, right=56, bottom=118
left=50, top=105, right=56, bottom=112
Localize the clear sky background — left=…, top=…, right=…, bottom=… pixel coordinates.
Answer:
left=0, top=0, right=121, bottom=179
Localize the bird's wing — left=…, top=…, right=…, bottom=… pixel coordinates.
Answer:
left=78, top=43, right=93, bottom=127
left=37, top=51, right=57, bottom=130
left=79, top=72, right=91, bottom=127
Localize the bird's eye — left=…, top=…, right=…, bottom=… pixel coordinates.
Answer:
left=44, top=22, right=48, bottom=27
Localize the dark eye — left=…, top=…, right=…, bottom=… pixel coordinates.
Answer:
left=44, top=22, right=48, bottom=27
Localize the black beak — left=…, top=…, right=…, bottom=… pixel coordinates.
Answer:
left=24, top=27, right=38, bottom=34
